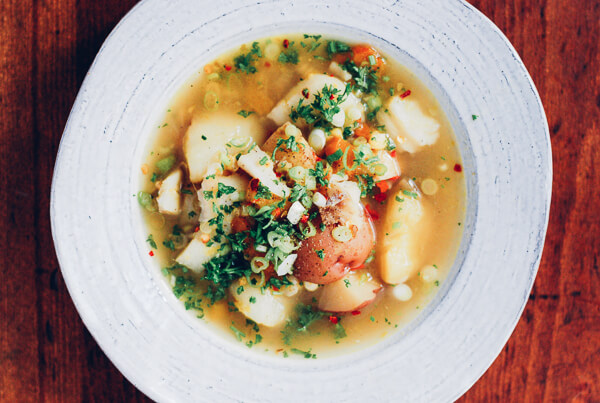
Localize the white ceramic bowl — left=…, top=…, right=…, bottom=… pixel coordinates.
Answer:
left=51, top=0, right=551, bottom=401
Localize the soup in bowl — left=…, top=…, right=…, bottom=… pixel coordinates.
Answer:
left=137, top=34, right=465, bottom=358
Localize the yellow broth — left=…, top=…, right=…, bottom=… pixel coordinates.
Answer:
left=138, top=34, right=465, bottom=358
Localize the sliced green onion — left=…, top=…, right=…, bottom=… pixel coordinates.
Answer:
left=299, top=221, right=317, bottom=238
left=245, top=271, right=266, bottom=288
left=332, top=225, right=352, bottom=242
left=155, top=155, right=176, bottom=174
left=288, top=166, right=306, bottom=182
left=137, top=191, right=157, bottom=212
left=229, top=136, right=251, bottom=148
left=203, top=91, right=219, bottom=111
left=207, top=72, right=220, bottom=81
left=251, top=257, right=269, bottom=273
left=372, top=163, right=388, bottom=176
left=368, top=55, right=376, bottom=66
left=305, top=175, right=317, bottom=190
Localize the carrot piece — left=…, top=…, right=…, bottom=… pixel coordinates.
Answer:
left=352, top=45, right=384, bottom=69
left=354, top=122, right=372, bottom=138
left=376, top=181, right=390, bottom=193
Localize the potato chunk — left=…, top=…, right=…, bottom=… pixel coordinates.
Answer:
left=377, top=96, right=440, bottom=153
left=261, top=123, right=316, bottom=169
left=318, top=272, right=382, bottom=313
left=237, top=147, right=290, bottom=198
left=230, top=279, right=288, bottom=327
left=267, top=74, right=363, bottom=127
left=197, top=173, right=248, bottom=235
left=379, top=188, right=429, bottom=284
left=156, top=168, right=182, bottom=215
left=184, top=112, right=267, bottom=182
left=175, top=235, right=220, bottom=273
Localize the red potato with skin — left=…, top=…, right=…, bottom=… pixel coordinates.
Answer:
left=294, top=197, right=375, bottom=285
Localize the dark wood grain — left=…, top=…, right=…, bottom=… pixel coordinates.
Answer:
left=0, top=1, right=598, bottom=401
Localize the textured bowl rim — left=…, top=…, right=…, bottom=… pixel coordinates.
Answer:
left=50, top=0, right=551, bottom=401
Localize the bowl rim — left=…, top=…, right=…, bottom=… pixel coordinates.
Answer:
left=51, top=0, right=552, bottom=401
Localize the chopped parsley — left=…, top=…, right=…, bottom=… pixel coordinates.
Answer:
left=333, top=322, right=347, bottom=340
left=315, top=249, right=325, bottom=261
left=326, top=40, right=351, bottom=57
left=234, top=41, right=262, bottom=74
left=238, top=110, right=255, bottom=118
left=216, top=182, right=237, bottom=198
left=146, top=234, right=157, bottom=249
left=278, top=49, right=299, bottom=64
left=255, top=183, right=273, bottom=200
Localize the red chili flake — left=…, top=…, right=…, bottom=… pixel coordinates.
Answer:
left=300, top=214, right=309, bottom=224
left=374, top=192, right=387, bottom=203
left=194, top=226, right=200, bottom=233
left=224, top=64, right=232, bottom=71
left=272, top=286, right=280, bottom=291
left=329, top=94, right=335, bottom=100
left=328, top=316, right=339, bottom=324
left=365, top=204, right=379, bottom=220
left=283, top=39, right=289, bottom=48
left=148, top=251, right=154, bottom=257
left=302, top=88, right=310, bottom=99
left=390, top=150, right=397, bottom=157
left=400, top=90, right=411, bottom=99
left=454, top=163, right=463, bottom=172
left=265, top=61, right=271, bottom=67
left=250, top=178, right=260, bottom=191
left=351, top=310, right=361, bottom=316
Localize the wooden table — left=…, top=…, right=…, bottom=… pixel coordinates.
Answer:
left=1, top=0, right=598, bottom=401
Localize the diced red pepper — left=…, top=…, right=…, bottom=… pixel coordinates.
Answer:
left=283, top=39, right=289, bottom=48
left=272, top=286, right=280, bottom=291
left=272, top=208, right=281, bottom=218
left=300, top=214, right=309, bottom=224
left=265, top=61, right=271, bottom=67
left=329, top=94, right=335, bottom=100
left=194, top=226, right=200, bottom=233
left=275, top=171, right=283, bottom=178
left=400, top=90, right=411, bottom=99
left=390, top=150, right=397, bottom=157
left=351, top=310, right=361, bottom=316
left=454, top=163, right=463, bottom=173
left=149, top=251, right=154, bottom=257
left=328, top=316, right=339, bottom=324
left=374, top=192, right=387, bottom=203
left=224, top=64, right=232, bottom=71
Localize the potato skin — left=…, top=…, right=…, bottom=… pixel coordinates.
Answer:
left=294, top=208, right=375, bottom=285
left=262, top=123, right=317, bottom=170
